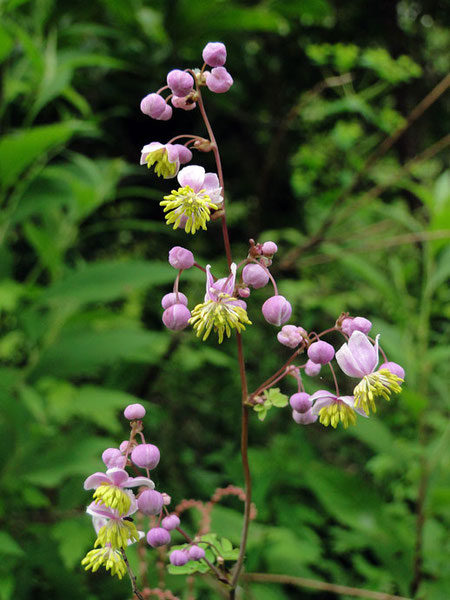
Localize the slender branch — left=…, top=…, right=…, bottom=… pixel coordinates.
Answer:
left=280, top=73, right=450, bottom=268
left=243, top=572, right=412, bottom=600
left=121, top=549, right=145, bottom=600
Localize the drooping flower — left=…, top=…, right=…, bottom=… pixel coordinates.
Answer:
left=310, top=390, right=367, bottom=428
left=160, top=166, right=222, bottom=234
left=84, top=467, right=154, bottom=515
left=189, top=264, right=252, bottom=343
left=81, top=546, right=127, bottom=579
left=140, top=142, right=192, bottom=179
left=335, top=331, right=403, bottom=414
left=87, top=497, right=140, bottom=549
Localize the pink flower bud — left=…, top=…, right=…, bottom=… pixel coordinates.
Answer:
left=131, top=444, right=160, bottom=469
left=119, top=440, right=132, bottom=453
left=167, top=69, right=194, bottom=97
left=169, top=246, right=195, bottom=270
left=305, top=359, right=321, bottom=376
left=292, top=409, right=318, bottom=425
left=262, top=295, right=292, bottom=326
left=242, top=264, right=269, bottom=289
left=161, top=292, right=188, bottom=309
left=188, top=545, right=206, bottom=561
left=342, top=316, right=372, bottom=336
left=172, top=95, right=196, bottom=111
left=238, top=287, right=250, bottom=298
left=102, top=448, right=125, bottom=469
left=172, top=145, right=193, bottom=165
left=307, top=340, right=335, bottom=365
left=124, top=403, right=146, bottom=420
left=202, top=42, right=227, bottom=67
left=140, top=93, right=166, bottom=119
left=162, top=493, right=171, bottom=505
left=161, top=514, right=180, bottom=531
left=138, top=490, right=164, bottom=515
left=379, top=361, right=405, bottom=380
left=170, top=550, right=188, bottom=566
left=261, top=241, right=278, bottom=256
left=205, top=67, right=233, bottom=93
left=277, top=325, right=302, bottom=348
left=160, top=104, right=173, bottom=121
left=147, top=527, right=171, bottom=547
left=289, top=392, right=312, bottom=413
left=162, top=304, right=191, bottom=331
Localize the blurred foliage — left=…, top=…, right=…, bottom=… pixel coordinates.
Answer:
left=0, top=0, right=449, bottom=599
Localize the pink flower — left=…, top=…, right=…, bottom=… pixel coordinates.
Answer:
left=167, top=69, right=194, bottom=97
left=205, top=67, right=233, bottom=93
left=262, top=295, right=292, bottom=326
left=202, top=42, right=227, bottom=67
left=310, top=390, right=367, bottom=428
left=140, top=142, right=192, bottom=179
left=84, top=468, right=154, bottom=515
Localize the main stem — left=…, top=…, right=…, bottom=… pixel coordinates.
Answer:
left=196, top=85, right=252, bottom=594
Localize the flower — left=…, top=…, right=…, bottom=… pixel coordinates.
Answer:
left=189, top=264, right=252, bottom=343
left=205, top=67, right=233, bottom=93
left=202, top=42, right=227, bottom=67
left=140, top=142, right=192, bottom=179
left=310, top=390, right=367, bottom=428
left=81, top=546, right=127, bottom=579
left=160, top=165, right=222, bottom=234
left=87, top=498, right=140, bottom=549
left=84, top=467, right=154, bottom=515
left=261, top=295, right=292, bottom=326
left=335, top=331, right=403, bottom=414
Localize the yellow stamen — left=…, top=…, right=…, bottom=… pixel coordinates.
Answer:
left=353, top=368, right=403, bottom=414
left=160, top=185, right=218, bottom=234
left=189, top=294, right=252, bottom=343
left=94, top=519, right=139, bottom=550
left=81, top=547, right=127, bottom=579
left=318, top=401, right=357, bottom=429
left=146, top=148, right=178, bottom=178
left=93, top=484, right=131, bottom=515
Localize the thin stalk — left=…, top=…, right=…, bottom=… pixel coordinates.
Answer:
left=121, top=550, right=145, bottom=600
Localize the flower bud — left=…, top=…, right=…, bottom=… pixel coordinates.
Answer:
left=379, top=361, right=405, bottom=380
left=262, top=295, right=292, bottom=326
left=205, top=67, right=233, bottom=93
left=162, top=304, right=191, bottom=331
left=307, top=341, right=335, bottom=365
left=102, top=448, right=125, bottom=469
left=305, top=359, right=321, bottom=376
left=289, top=392, right=312, bottom=413
left=292, top=409, right=318, bottom=425
left=202, top=42, right=227, bottom=67
left=341, top=316, right=372, bottom=336
left=238, top=287, right=250, bottom=298
left=119, top=440, right=132, bottom=454
left=138, top=490, right=164, bottom=515
left=124, top=403, right=146, bottom=420
left=242, top=264, right=269, bottom=289
left=277, top=325, right=302, bottom=348
left=261, top=241, right=278, bottom=256
left=188, top=545, right=206, bottom=561
left=161, top=292, right=188, bottom=309
left=159, top=104, right=173, bottom=121
left=140, top=93, right=166, bottom=119
left=131, top=444, right=160, bottom=469
left=147, top=527, right=171, bottom=547
left=170, top=550, right=188, bottom=566
left=169, top=246, right=195, bottom=270
left=172, top=95, right=196, bottom=111
left=167, top=69, right=194, bottom=97
left=161, top=514, right=180, bottom=531
left=172, top=145, right=193, bottom=165
left=162, top=493, right=171, bottom=505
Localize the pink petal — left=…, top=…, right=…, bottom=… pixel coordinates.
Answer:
left=335, top=342, right=367, bottom=378
left=205, top=265, right=215, bottom=301
left=107, top=468, right=130, bottom=487
left=83, top=472, right=112, bottom=490
left=125, top=476, right=155, bottom=489
left=347, top=331, right=378, bottom=374
left=87, top=502, right=117, bottom=519
left=311, top=398, right=335, bottom=415
left=177, top=165, right=205, bottom=192
left=340, top=395, right=368, bottom=417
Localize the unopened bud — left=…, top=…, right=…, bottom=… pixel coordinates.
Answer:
left=162, top=304, right=191, bottom=331
left=138, top=490, right=164, bottom=515
left=169, top=246, right=195, bottom=270
left=262, top=295, right=292, bottom=326
left=147, top=527, right=171, bottom=547
left=242, top=264, right=269, bottom=289
left=202, top=42, right=227, bottom=67
left=305, top=359, right=321, bottom=376
left=307, top=341, right=335, bottom=364
left=289, top=392, right=312, bottom=413
left=131, top=444, right=160, bottom=469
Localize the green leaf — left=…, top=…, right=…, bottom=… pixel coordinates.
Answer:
left=265, top=387, right=289, bottom=408
left=0, top=122, right=87, bottom=190
left=0, top=531, right=24, bottom=558
left=52, top=517, right=93, bottom=569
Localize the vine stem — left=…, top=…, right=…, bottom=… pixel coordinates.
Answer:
left=121, top=549, right=145, bottom=600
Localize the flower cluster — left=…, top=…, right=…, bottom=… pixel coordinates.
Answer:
left=268, top=315, right=404, bottom=429
left=81, top=403, right=206, bottom=578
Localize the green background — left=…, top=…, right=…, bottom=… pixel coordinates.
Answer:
left=0, top=0, right=449, bottom=598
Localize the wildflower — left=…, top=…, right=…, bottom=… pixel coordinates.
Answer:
left=304, top=359, right=321, bottom=376
left=138, top=489, right=164, bottom=515
left=335, top=331, right=403, bottom=414
left=205, top=67, right=233, bottom=93
left=123, top=403, right=146, bottom=420
left=161, top=292, right=189, bottom=309
left=292, top=409, right=318, bottom=425
left=277, top=325, right=306, bottom=348
left=87, top=499, right=140, bottom=549
left=166, top=69, right=194, bottom=97
left=162, top=303, right=191, bottom=331
left=307, top=340, right=335, bottom=364
left=262, top=295, right=292, bottom=326
left=261, top=241, right=278, bottom=256
left=341, top=316, right=372, bottom=336
left=147, top=527, right=171, bottom=547
left=130, top=443, right=160, bottom=469
left=170, top=550, right=189, bottom=566
left=140, top=93, right=167, bottom=119
left=160, top=165, right=222, bottom=234
left=310, top=390, right=367, bottom=429
left=172, top=95, right=197, bottom=111
left=202, top=42, right=227, bottom=67
left=168, top=246, right=195, bottom=270
left=189, top=264, right=252, bottom=343
left=81, top=546, right=127, bottom=579
left=84, top=467, right=154, bottom=515
left=242, top=263, right=269, bottom=289
left=140, top=142, right=192, bottom=179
